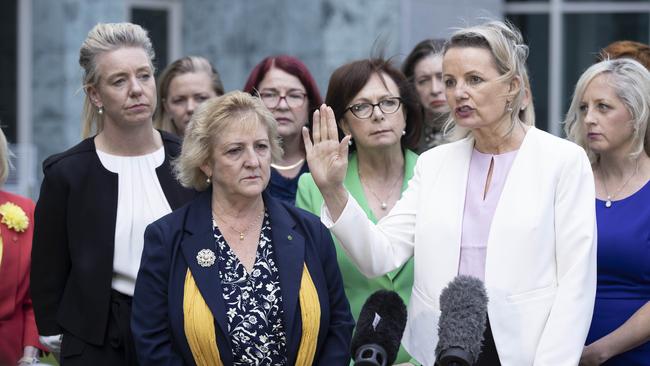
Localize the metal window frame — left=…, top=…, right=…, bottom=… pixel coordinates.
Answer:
left=505, top=1, right=650, bottom=135
left=125, top=0, right=182, bottom=64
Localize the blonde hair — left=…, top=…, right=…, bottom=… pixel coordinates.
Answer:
left=564, top=58, right=650, bottom=163
left=79, top=22, right=155, bottom=138
left=0, top=127, right=11, bottom=185
left=174, top=91, right=283, bottom=191
left=153, top=56, right=225, bottom=136
left=443, top=20, right=535, bottom=137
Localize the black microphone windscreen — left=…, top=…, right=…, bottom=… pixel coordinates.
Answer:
left=350, top=290, right=408, bottom=366
left=435, top=275, right=488, bottom=365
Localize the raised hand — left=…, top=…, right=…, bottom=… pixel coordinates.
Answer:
left=302, top=104, right=351, bottom=220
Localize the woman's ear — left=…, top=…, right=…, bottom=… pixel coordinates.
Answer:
left=87, top=86, right=102, bottom=108
left=339, top=118, right=351, bottom=137
left=199, top=162, right=212, bottom=180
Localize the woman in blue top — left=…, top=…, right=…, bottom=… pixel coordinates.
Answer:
left=565, top=58, right=650, bottom=365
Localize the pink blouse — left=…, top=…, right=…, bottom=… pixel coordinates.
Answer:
left=458, top=148, right=519, bottom=281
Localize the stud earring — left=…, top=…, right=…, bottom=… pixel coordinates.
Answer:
left=401, top=130, right=406, bottom=136
left=98, top=106, right=104, bottom=115
left=206, top=176, right=211, bottom=184
left=348, top=138, right=353, bottom=146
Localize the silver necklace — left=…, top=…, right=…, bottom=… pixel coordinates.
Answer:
left=358, top=170, right=403, bottom=210
left=601, top=159, right=639, bottom=208
left=271, top=158, right=305, bottom=171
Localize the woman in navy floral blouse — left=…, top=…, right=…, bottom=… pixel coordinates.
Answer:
left=131, top=91, right=354, bottom=365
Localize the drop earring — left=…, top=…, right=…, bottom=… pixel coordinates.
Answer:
left=206, top=176, right=211, bottom=184
left=348, top=138, right=353, bottom=146
left=98, top=106, right=104, bottom=115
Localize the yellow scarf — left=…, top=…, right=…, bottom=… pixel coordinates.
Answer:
left=183, top=263, right=321, bottom=366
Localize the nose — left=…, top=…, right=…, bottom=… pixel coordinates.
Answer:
left=583, top=107, right=597, bottom=125
left=243, top=146, right=261, bottom=168
left=275, top=96, right=290, bottom=111
left=371, top=104, right=385, bottom=121
left=432, top=77, right=443, bottom=96
left=453, top=82, right=468, bottom=101
left=129, top=76, right=144, bottom=97
left=187, top=99, right=197, bottom=114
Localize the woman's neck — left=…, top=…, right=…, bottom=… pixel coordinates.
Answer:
left=356, top=144, right=405, bottom=180
left=473, top=119, right=528, bottom=155
left=598, top=150, right=649, bottom=179
left=211, top=191, right=264, bottom=219
left=95, top=122, right=161, bottom=156
left=277, top=132, right=305, bottom=165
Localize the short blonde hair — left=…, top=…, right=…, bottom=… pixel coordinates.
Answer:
left=0, top=127, right=11, bottom=185
left=154, top=56, right=225, bottom=136
left=443, top=20, right=535, bottom=136
left=564, top=58, right=650, bottom=163
left=79, top=22, right=155, bottom=138
left=174, top=91, right=283, bottom=191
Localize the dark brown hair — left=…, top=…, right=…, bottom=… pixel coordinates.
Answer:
left=402, top=39, right=446, bottom=80
left=325, top=58, right=422, bottom=151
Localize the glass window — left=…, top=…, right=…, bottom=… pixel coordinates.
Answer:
left=131, top=7, right=169, bottom=72
left=563, top=13, right=649, bottom=112
left=0, top=0, right=17, bottom=142
left=507, top=14, right=550, bottom=132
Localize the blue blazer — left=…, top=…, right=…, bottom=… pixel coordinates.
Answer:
left=132, top=190, right=354, bottom=365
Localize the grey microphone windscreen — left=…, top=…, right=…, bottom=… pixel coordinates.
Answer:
left=435, top=275, right=488, bottom=365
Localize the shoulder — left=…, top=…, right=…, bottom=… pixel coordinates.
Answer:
left=0, top=190, right=35, bottom=212
left=42, top=138, right=96, bottom=172
left=159, top=130, right=183, bottom=157
left=527, top=128, right=589, bottom=165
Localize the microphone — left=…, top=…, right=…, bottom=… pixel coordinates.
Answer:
left=435, top=275, right=488, bottom=366
left=351, top=290, right=408, bottom=366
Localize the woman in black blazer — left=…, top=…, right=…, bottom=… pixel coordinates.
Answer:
left=131, top=91, right=354, bottom=365
left=30, top=22, right=194, bottom=365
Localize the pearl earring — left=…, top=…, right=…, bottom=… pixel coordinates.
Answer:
left=348, top=138, right=353, bottom=146
left=401, top=130, right=406, bottom=136
left=98, top=106, right=104, bottom=115
left=206, top=176, right=211, bottom=184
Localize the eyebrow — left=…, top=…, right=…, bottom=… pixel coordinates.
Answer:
left=352, top=93, right=396, bottom=103
left=105, top=65, right=152, bottom=80
left=258, top=87, right=306, bottom=93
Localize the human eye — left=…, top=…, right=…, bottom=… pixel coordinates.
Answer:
left=138, top=72, right=151, bottom=81
left=259, top=91, right=277, bottom=99
left=597, top=103, right=611, bottom=111
left=468, top=75, right=483, bottom=85
left=288, top=92, right=305, bottom=101
left=381, top=98, right=399, bottom=108
left=171, top=97, right=186, bottom=105
left=351, top=103, right=370, bottom=114
left=417, top=77, right=430, bottom=86
left=256, top=142, right=269, bottom=151
left=112, top=78, right=125, bottom=86
left=444, top=78, right=455, bottom=88
left=195, top=94, right=210, bottom=102
left=578, top=103, right=588, bottom=113
left=226, top=146, right=242, bottom=155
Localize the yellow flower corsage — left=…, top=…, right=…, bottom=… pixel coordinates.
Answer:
left=0, top=202, right=29, bottom=232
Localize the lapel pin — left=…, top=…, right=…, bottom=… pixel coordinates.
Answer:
left=287, top=235, right=293, bottom=241
left=196, top=249, right=216, bottom=268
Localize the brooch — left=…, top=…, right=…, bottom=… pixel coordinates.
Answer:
left=196, top=249, right=216, bottom=268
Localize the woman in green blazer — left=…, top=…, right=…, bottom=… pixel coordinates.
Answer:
left=296, top=57, right=423, bottom=365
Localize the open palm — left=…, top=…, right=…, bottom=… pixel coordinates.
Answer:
left=302, top=104, right=351, bottom=193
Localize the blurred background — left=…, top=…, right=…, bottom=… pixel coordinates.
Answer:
left=1, top=0, right=649, bottom=198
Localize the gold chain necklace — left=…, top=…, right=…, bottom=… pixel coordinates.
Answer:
left=212, top=209, right=264, bottom=240
left=358, top=170, right=403, bottom=210
left=600, top=159, right=639, bottom=208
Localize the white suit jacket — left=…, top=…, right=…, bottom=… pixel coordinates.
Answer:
left=323, top=127, right=597, bottom=366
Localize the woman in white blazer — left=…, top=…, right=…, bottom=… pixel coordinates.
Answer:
left=302, top=21, right=597, bottom=366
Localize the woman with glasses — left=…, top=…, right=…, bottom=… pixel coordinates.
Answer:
left=296, top=58, right=422, bottom=365
left=243, top=55, right=322, bottom=204
left=302, top=21, right=597, bottom=365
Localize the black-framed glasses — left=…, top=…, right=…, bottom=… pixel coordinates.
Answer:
left=258, top=91, right=307, bottom=109
left=345, top=97, right=402, bottom=119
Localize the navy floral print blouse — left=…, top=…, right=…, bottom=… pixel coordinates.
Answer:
left=213, top=211, right=288, bottom=365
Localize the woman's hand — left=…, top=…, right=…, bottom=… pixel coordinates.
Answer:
left=302, top=105, right=350, bottom=194
left=302, top=105, right=351, bottom=221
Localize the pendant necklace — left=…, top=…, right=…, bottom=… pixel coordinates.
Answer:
left=359, top=169, right=403, bottom=210
left=213, top=209, right=264, bottom=240
left=601, top=159, right=638, bottom=208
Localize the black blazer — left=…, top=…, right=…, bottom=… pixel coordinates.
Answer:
left=31, top=131, right=195, bottom=346
left=131, top=190, right=354, bottom=365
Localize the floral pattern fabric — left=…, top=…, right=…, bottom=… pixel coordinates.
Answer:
left=214, top=211, right=288, bottom=365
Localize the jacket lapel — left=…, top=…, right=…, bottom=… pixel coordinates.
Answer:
left=179, top=190, right=231, bottom=345
left=264, top=193, right=305, bottom=356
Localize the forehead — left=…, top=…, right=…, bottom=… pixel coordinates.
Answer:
left=215, top=113, right=269, bottom=144
left=95, top=47, right=152, bottom=78
left=168, top=72, right=214, bottom=95
left=584, top=73, right=617, bottom=97
left=414, top=54, right=443, bottom=75
left=442, top=47, right=498, bottom=75
left=258, top=67, right=305, bottom=91
left=352, top=72, right=400, bottom=101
